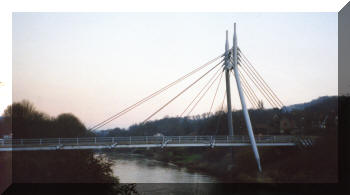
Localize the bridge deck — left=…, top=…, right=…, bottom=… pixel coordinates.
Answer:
left=0, top=135, right=313, bottom=151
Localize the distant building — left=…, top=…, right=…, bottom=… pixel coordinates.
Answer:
left=280, top=116, right=297, bottom=134
left=254, top=123, right=270, bottom=134
left=335, top=115, right=338, bottom=126
left=3, top=133, right=13, bottom=139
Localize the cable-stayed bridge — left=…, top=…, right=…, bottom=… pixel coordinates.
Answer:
left=5, top=23, right=308, bottom=172
left=0, top=135, right=315, bottom=152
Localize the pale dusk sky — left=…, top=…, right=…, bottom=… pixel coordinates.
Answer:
left=11, top=13, right=337, bottom=129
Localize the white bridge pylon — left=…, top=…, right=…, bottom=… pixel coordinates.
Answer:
left=224, top=23, right=262, bottom=172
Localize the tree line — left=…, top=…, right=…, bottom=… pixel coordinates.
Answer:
left=0, top=100, right=138, bottom=194
left=101, top=96, right=338, bottom=137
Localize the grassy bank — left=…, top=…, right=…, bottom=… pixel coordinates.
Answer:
left=133, top=131, right=337, bottom=183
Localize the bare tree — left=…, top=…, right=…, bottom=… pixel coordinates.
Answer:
left=257, top=100, right=264, bottom=110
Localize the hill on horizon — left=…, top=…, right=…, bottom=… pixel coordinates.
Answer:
left=95, top=95, right=338, bottom=136
left=285, top=96, right=337, bottom=111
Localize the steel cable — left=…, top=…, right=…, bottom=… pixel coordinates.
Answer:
left=238, top=49, right=284, bottom=107
left=89, top=54, right=224, bottom=130
left=231, top=70, right=258, bottom=109
left=187, top=70, right=224, bottom=116
left=142, top=59, right=224, bottom=124
left=209, top=69, right=224, bottom=114
left=239, top=56, right=281, bottom=108
left=235, top=57, right=277, bottom=108
left=236, top=69, right=260, bottom=108
left=237, top=59, right=279, bottom=108
left=180, top=65, right=223, bottom=117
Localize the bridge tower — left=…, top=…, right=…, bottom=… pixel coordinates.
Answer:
left=224, top=23, right=262, bottom=172
left=224, top=30, right=234, bottom=136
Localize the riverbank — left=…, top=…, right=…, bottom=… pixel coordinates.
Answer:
left=129, top=132, right=337, bottom=183
left=133, top=147, right=259, bottom=182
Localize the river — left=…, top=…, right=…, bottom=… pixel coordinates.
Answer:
left=98, top=152, right=221, bottom=194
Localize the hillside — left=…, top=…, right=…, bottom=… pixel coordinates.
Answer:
left=98, top=96, right=338, bottom=137
left=285, top=96, right=337, bottom=111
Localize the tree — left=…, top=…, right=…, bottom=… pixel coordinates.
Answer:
left=3, top=100, right=47, bottom=120
left=55, top=113, right=87, bottom=137
left=2, top=100, right=90, bottom=138
left=3, top=100, right=50, bottom=138
left=1, top=100, right=137, bottom=194
left=257, top=100, right=264, bottom=110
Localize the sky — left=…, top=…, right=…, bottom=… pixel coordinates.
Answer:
left=11, top=13, right=338, bottom=129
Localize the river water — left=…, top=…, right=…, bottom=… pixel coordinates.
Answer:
left=99, top=152, right=221, bottom=194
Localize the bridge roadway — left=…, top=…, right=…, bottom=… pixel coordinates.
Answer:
left=0, top=135, right=315, bottom=151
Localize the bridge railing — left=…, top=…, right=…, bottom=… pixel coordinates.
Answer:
left=0, top=135, right=301, bottom=147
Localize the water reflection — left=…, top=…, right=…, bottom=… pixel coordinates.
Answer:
left=100, top=152, right=218, bottom=183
